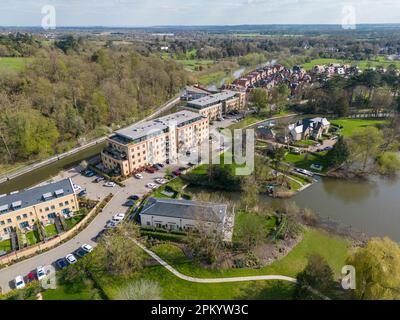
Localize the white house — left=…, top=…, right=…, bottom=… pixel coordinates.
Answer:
left=288, top=117, right=330, bottom=141
left=139, top=197, right=233, bottom=241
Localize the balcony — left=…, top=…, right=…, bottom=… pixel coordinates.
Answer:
left=102, top=146, right=127, bottom=161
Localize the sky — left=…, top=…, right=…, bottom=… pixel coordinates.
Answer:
left=1, top=0, right=400, bottom=27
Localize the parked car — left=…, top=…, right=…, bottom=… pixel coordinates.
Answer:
left=73, top=184, right=81, bottom=192
left=95, top=176, right=105, bottom=183
left=155, top=178, right=167, bottom=185
left=74, top=248, right=87, bottom=258
left=172, top=170, right=181, bottom=176
left=81, top=244, right=93, bottom=253
left=27, top=271, right=36, bottom=283
left=157, top=163, right=164, bottom=168
left=178, top=167, right=187, bottom=172
left=146, top=182, right=158, bottom=189
left=78, top=190, right=87, bottom=197
left=146, top=167, right=156, bottom=174
left=106, top=220, right=119, bottom=229
left=152, top=164, right=161, bottom=170
left=129, top=195, right=140, bottom=201
left=112, top=213, right=125, bottom=222
left=65, top=254, right=77, bottom=264
left=104, top=181, right=116, bottom=187
left=36, top=266, right=46, bottom=281
left=14, top=275, right=25, bottom=289
left=55, top=258, right=68, bottom=270
left=124, top=200, right=136, bottom=207
left=84, top=170, right=95, bottom=177
left=134, top=173, right=143, bottom=179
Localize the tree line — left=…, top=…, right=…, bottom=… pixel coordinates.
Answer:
left=0, top=37, right=188, bottom=165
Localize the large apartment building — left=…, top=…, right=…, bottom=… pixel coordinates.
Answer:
left=183, top=90, right=246, bottom=121
left=0, top=179, right=79, bottom=239
left=101, top=110, right=209, bottom=176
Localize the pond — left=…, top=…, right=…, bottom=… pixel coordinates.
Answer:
left=187, top=174, right=400, bottom=241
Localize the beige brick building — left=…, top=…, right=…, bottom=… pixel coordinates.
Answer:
left=183, top=90, right=246, bottom=121
left=101, top=110, right=209, bottom=176
left=0, top=178, right=79, bottom=239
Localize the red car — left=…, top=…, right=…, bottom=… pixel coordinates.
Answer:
left=146, top=167, right=155, bottom=174
left=173, top=170, right=181, bottom=176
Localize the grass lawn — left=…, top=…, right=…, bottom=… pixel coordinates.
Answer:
left=151, top=177, right=185, bottom=198
left=64, top=215, right=85, bottom=230
left=97, top=228, right=348, bottom=300
left=44, top=224, right=58, bottom=237
left=330, top=118, right=388, bottom=137
left=285, top=151, right=330, bottom=173
left=301, top=57, right=400, bottom=71
left=0, top=239, right=11, bottom=252
left=0, top=57, right=32, bottom=72
left=25, top=230, right=40, bottom=246
left=233, top=211, right=278, bottom=243
left=42, top=282, right=102, bottom=300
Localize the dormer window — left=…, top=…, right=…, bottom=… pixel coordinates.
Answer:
left=11, top=201, right=22, bottom=210
left=42, top=192, right=52, bottom=201
left=55, top=189, right=64, bottom=197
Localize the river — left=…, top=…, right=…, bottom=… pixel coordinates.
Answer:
left=0, top=142, right=106, bottom=195
left=187, top=174, right=400, bottom=241
left=206, top=67, right=246, bottom=91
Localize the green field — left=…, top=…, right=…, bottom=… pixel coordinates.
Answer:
left=0, top=57, right=32, bottom=72
left=330, top=118, right=388, bottom=137
left=301, top=57, right=400, bottom=71
left=285, top=151, right=330, bottom=173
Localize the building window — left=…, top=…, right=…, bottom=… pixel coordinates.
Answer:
left=59, top=203, right=63, bottom=207
left=16, top=216, right=21, bottom=221
left=0, top=221, right=4, bottom=225
left=45, top=207, right=50, bottom=212
left=64, top=201, right=69, bottom=205
left=7, top=219, right=11, bottom=223
left=23, top=214, right=28, bottom=219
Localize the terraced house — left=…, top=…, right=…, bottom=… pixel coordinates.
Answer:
left=0, top=179, right=79, bottom=239
left=183, top=90, right=246, bottom=121
left=101, top=110, right=209, bottom=176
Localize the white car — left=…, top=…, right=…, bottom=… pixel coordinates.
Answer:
left=73, top=184, right=82, bottom=192
left=66, top=254, right=77, bottom=264
left=154, top=178, right=167, bottom=185
left=146, top=183, right=157, bottom=189
left=104, top=181, right=116, bottom=188
left=134, top=173, right=143, bottom=179
left=14, top=275, right=25, bottom=289
left=112, top=213, right=125, bottom=222
left=81, top=244, right=93, bottom=253
left=36, top=266, right=46, bottom=281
